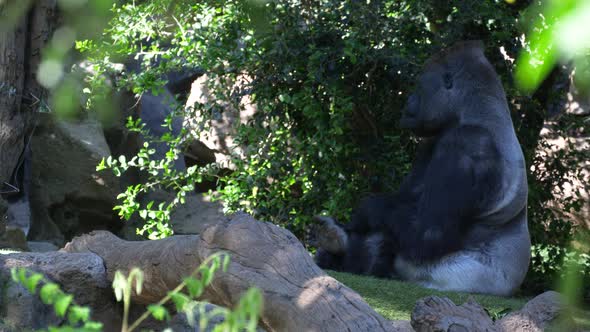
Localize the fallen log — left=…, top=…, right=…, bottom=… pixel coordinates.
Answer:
left=62, top=212, right=396, bottom=332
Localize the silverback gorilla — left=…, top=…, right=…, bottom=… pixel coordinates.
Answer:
left=312, top=41, right=530, bottom=296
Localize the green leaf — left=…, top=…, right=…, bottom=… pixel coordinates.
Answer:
left=24, top=273, right=43, bottom=294
left=10, top=268, right=19, bottom=283
left=169, top=292, right=190, bottom=311
left=17, top=267, right=27, bottom=284
left=40, top=283, right=61, bottom=304
left=54, top=294, right=73, bottom=317
left=200, top=267, right=212, bottom=285
left=68, top=305, right=91, bottom=324
left=184, top=277, right=204, bottom=298
left=147, top=304, right=170, bottom=321
left=222, top=254, right=231, bottom=271
left=82, top=321, right=104, bottom=331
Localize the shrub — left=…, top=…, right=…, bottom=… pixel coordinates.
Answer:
left=84, top=0, right=589, bottom=295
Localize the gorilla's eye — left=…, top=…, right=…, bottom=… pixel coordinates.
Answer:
left=443, top=73, right=453, bottom=89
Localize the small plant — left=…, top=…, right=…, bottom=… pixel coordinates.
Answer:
left=484, top=307, right=513, bottom=322
left=96, top=113, right=207, bottom=239
left=11, top=252, right=263, bottom=332
left=10, top=268, right=103, bottom=332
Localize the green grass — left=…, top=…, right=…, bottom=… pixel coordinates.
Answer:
left=329, top=271, right=529, bottom=321
left=330, top=271, right=590, bottom=328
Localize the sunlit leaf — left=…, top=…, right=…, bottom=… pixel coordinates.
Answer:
left=147, top=304, right=170, bottom=321
left=40, top=283, right=61, bottom=305
left=54, top=294, right=74, bottom=317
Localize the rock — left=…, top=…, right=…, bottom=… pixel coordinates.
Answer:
left=183, top=74, right=256, bottom=170
left=1, top=274, right=59, bottom=331
left=26, top=241, right=58, bottom=252
left=0, top=227, right=28, bottom=251
left=5, top=195, right=31, bottom=237
left=496, top=291, right=572, bottom=332
left=0, top=251, right=118, bottom=331
left=411, top=296, right=494, bottom=332
left=389, top=320, right=414, bottom=332
left=170, top=194, right=225, bottom=235
left=3, top=137, right=33, bottom=237
left=410, top=291, right=578, bottom=332
left=27, top=113, right=121, bottom=246
left=0, top=197, right=7, bottom=234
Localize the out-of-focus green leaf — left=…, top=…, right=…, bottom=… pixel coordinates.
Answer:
left=515, top=0, right=590, bottom=92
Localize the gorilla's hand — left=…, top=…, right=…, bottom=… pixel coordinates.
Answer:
left=309, top=215, right=348, bottom=254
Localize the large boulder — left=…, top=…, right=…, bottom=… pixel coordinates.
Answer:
left=183, top=74, right=256, bottom=170
left=27, top=113, right=121, bottom=245
left=0, top=251, right=117, bottom=331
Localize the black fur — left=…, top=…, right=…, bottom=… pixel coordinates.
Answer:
left=313, top=41, right=530, bottom=291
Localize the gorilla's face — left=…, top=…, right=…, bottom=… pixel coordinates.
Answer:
left=400, top=64, right=459, bottom=137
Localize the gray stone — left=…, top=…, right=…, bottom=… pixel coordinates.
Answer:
left=171, top=194, right=225, bottom=235
left=496, top=291, right=573, bottom=332
left=183, top=74, right=256, bottom=169
left=26, top=241, right=58, bottom=252
left=28, top=113, right=121, bottom=245
left=0, top=227, right=28, bottom=251
left=0, top=251, right=117, bottom=331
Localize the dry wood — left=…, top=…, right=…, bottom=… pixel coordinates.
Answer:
left=62, top=212, right=395, bottom=332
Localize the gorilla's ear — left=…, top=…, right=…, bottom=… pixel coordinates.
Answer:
left=443, top=72, right=453, bottom=89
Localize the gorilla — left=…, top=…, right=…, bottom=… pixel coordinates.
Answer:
left=312, top=41, right=530, bottom=296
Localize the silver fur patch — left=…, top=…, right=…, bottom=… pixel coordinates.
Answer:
left=395, top=219, right=530, bottom=296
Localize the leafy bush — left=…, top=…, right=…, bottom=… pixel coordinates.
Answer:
left=82, top=0, right=589, bottom=295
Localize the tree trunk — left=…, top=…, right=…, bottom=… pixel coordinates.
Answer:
left=0, top=0, right=58, bottom=189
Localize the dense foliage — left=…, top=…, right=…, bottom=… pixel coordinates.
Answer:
left=82, top=0, right=589, bottom=296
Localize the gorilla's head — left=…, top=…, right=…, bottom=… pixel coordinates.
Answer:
left=400, top=41, right=501, bottom=137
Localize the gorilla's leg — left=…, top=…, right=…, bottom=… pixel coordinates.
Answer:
left=394, top=218, right=530, bottom=296
left=314, top=248, right=343, bottom=271
left=365, top=231, right=398, bottom=278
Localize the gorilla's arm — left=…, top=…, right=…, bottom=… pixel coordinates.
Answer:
left=394, top=126, right=500, bottom=263
left=343, top=140, right=435, bottom=235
